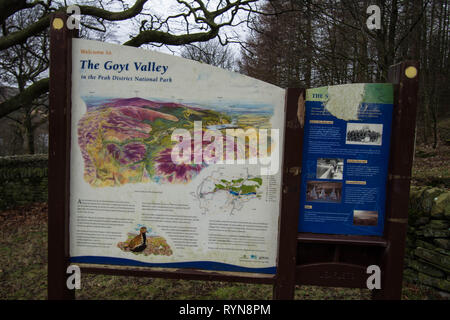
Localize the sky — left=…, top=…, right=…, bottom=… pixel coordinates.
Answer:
left=88, top=0, right=253, bottom=57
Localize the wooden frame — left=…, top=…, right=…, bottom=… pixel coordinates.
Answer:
left=281, top=62, right=419, bottom=299
left=48, top=13, right=419, bottom=300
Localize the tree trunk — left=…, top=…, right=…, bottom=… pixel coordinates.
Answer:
left=24, top=111, right=34, bottom=154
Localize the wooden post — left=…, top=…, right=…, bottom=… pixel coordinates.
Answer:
left=373, top=61, right=420, bottom=300
left=48, top=13, right=76, bottom=300
left=273, top=88, right=305, bottom=299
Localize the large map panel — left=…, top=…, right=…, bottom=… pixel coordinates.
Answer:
left=70, top=39, right=285, bottom=274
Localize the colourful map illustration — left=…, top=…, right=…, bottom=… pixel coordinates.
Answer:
left=77, top=97, right=273, bottom=187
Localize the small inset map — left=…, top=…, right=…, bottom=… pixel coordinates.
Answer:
left=193, top=168, right=263, bottom=215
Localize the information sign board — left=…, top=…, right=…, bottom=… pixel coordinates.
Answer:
left=298, top=84, right=394, bottom=236
left=69, top=39, right=286, bottom=273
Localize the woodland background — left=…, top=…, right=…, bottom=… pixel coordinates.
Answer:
left=0, top=0, right=448, bottom=155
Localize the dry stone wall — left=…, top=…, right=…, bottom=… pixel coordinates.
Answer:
left=404, top=186, right=450, bottom=293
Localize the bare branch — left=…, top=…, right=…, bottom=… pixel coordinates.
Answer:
left=0, top=78, right=49, bottom=118
left=0, top=0, right=148, bottom=51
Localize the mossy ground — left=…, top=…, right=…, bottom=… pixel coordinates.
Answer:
left=412, top=143, right=450, bottom=189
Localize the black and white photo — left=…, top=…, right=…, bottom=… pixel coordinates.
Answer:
left=316, top=158, right=344, bottom=180
left=346, top=123, right=383, bottom=146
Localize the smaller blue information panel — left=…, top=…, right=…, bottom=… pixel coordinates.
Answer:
left=298, top=84, right=394, bottom=236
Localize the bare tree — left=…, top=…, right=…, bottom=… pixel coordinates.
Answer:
left=0, top=5, right=49, bottom=154
left=181, top=39, right=236, bottom=70
left=239, top=0, right=449, bottom=147
left=0, top=0, right=262, bottom=120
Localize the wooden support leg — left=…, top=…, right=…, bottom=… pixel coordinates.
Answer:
left=48, top=13, right=76, bottom=300
left=273, top=88, right=305, bottom=299
left=373, top=61, right=419, bottom=300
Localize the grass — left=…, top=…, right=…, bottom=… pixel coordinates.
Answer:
left=412, top=143, right=450, bottom=188
left=0, top=203, right=445, bottom=300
